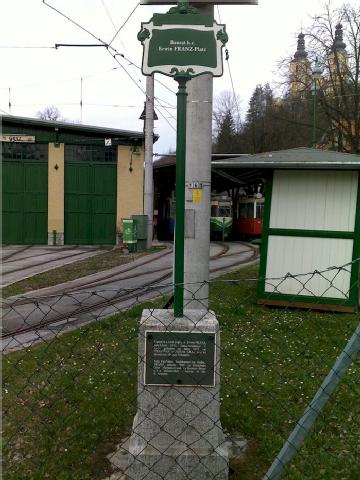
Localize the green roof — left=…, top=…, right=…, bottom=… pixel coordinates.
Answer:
left=1, top=114, right=146, bottom=142
left=212, top=148, right=360, bottom=170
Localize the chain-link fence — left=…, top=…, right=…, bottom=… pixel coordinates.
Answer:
left=2, top=260, right=360, bottom=480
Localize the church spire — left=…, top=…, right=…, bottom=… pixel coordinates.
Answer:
left=333, top=23, right=346, bottom=52
left=294, top=33, right=308, bottom=60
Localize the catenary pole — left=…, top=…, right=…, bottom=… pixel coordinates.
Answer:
left=184, top=2, right=214, bottom=311
left=144, top=75, right=155, bottom=249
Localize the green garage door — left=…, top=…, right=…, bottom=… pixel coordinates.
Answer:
left=64, top=163, right=117, bottom=245
left=2, top=161, right=48, bottom=244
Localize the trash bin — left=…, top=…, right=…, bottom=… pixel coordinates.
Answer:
left=132, top=215, right=148, bottom=251
left=122, top=218, right=137, bottom=252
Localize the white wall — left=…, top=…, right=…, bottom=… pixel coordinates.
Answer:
left=264, top=170, right=359, bottom=300
left=270, top=170, right=358, bottom=232
left=265, top=236, right=353, bottom=298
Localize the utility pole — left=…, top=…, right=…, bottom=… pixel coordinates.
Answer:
left=139, top=0, right=256, bottom=310
left=184, top=2, right=213, bottom=310
left=143, top=75, right=155, bottom=249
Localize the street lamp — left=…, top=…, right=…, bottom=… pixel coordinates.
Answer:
left=311, top=57, right=323, bottom=148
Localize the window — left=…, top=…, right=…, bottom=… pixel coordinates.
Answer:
left=256, top=203, right=264, bottom=219
left=218, top=206, right=231, bottom=217
left=65, top=144, right=117, bottom=162
left=211, top=205, right=218, bottom=217
left=2, top=143, right=48, bottom=161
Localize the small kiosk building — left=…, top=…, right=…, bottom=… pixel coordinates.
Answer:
left=255, top=148, right=360, bottom=312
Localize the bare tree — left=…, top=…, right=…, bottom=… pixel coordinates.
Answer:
left=213, top=90, right=242, bottom=139
left=303, top=2, right=360, bottom=152
left=36, top=105, right=62, bottom=121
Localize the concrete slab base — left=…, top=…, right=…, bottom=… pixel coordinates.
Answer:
left=106, top=432, right=247, bottom=480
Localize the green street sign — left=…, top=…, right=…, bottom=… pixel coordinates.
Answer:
left=138, top=7, right=228, bottom=78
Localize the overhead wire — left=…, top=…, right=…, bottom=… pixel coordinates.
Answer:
left=41, top=0, right=177, bottom=129
left=216, top=5, right=242, bottom=127
left=108, top=2, right=140, bottom=47
left=0, top=45, right=56, bottom=49
left=42, top=0, right=176, bottom=107
left=99, top=0, right=145, bottom=90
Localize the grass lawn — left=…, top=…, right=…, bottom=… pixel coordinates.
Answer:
left=2, top=266, right=359, bottom=480
left=2, top=246, right=165, bottom=298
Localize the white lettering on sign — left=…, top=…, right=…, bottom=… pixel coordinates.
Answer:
left=1, top=135, right=35, bottom=143
left=158, top=40, right=207, bottom=53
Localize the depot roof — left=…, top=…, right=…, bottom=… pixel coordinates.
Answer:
left=154, top=148, right=360, bottom=170
left=1, top=115, right=153, bottom=144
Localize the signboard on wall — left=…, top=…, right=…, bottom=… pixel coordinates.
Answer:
left=1, top=135, right=35, bottom=143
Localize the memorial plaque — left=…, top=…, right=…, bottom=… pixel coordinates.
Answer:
left=145, top=331, right=215, bottom=386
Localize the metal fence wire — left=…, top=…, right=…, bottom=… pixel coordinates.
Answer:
left=2, top=259, right=360, bottom=480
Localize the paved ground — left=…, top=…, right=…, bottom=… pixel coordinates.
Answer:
left=1, top=245, right=112, bottom=287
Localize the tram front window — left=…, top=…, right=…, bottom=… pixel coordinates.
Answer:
left=219, top=206, right=231, bottom=217
left=256, top=203, right=264, bottom=219
left=239, top=204, right=254, bottom=219
left=211, top=205, right=218, bottom=217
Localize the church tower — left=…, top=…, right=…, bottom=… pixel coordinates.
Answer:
left=328, top=23, right=348, bottom=86
left=289, top=33, right=311, bottom=97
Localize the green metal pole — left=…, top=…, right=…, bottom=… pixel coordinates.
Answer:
left=174, top=75, right=189, bottom=318
left=312, top=80, right=317, bottom=148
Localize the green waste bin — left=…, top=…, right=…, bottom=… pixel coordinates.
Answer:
left=132, top=215, right=148, bottom=251
left=122, top=218, right=137, bottom=252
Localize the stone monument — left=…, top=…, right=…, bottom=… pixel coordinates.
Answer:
left=127, top=308, right=229, bottom=479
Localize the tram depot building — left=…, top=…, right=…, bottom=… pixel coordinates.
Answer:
left=1, top=115, right=359, bottom=311
left=154, top=148, right=360, bottom=312
left=1, top=115, right=146, bottom=246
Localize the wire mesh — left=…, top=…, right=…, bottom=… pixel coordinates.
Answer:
left=2, top=259, right=359, bottom=480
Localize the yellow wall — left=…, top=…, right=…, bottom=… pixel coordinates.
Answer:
left=289, top=58, right=311, bottom=97
left=48, top=143, right=64, bottom=234
left=117, top=144, right=144, bottom=233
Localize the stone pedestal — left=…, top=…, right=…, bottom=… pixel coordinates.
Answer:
left=127, top=309, right=228, bottom=480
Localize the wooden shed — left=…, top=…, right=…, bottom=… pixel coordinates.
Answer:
left=255, top=148, right=360, bottom=312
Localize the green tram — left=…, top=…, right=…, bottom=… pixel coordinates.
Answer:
left=157, top=194, right=233, bottom=241
left=210, top=196, right=233, bottom=240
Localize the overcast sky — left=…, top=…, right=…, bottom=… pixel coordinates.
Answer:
left=0, top=0, right=350, bottom=153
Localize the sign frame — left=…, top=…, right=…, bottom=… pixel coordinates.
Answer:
left=138, top=10, right=228, bottom=78
left=140, top=1, right=257, bottom=5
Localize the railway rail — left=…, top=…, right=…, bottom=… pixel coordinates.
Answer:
left=2, top=247, right=106, bottom=278
left=2, top=242, right=258, bottom=344
left=2, top=245, right=32, bottom=262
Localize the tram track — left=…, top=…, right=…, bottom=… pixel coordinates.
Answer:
left=2, top=246, right=174, bottom=308
left=2, top=245, right=82, bottom=264
left=2, top=242, right=258, bottom=341
left=2, top=245, right=32, bottom=262
left=2, top=242, right=229, bottom=306
left=2, top=247, right=107, bottom=277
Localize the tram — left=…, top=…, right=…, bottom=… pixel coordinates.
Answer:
left=234, top=195, right=264, bottom=238
left=210, top=196, right=233, bottom=240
